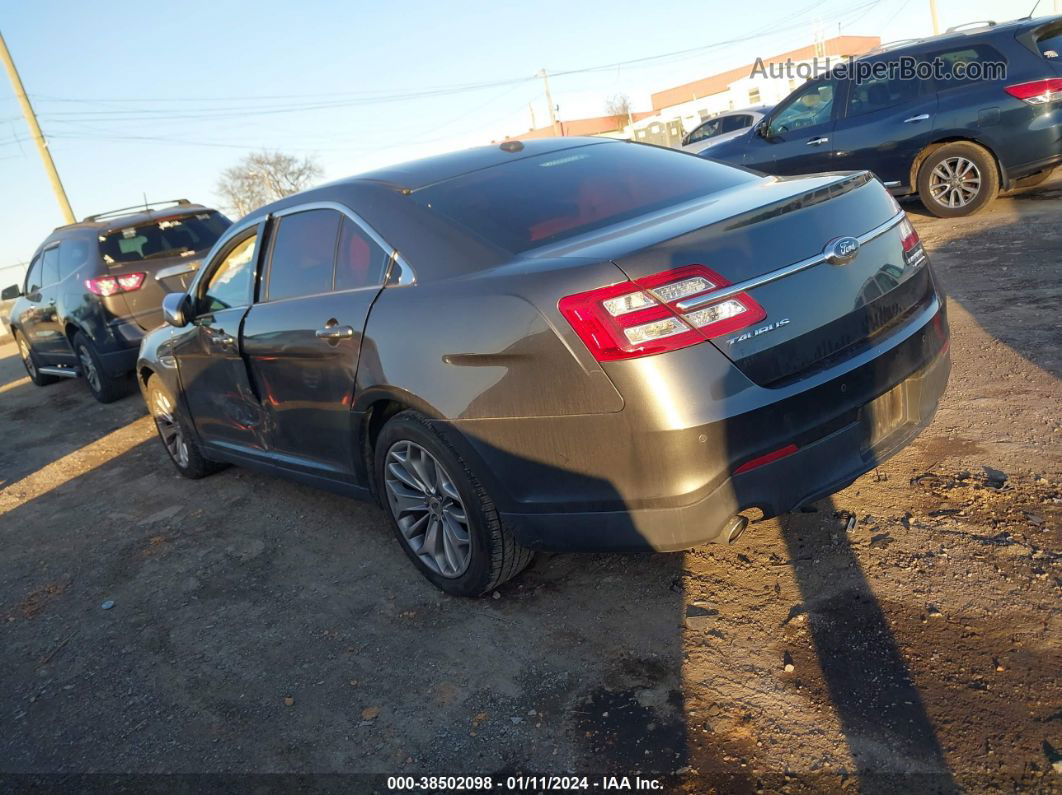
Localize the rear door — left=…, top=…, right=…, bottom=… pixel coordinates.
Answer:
left=241, top=204, right=392, bottom=480
left=830, top=62, right=938, bottom=188
left=172, top=222, right=266, bottom=455
left=747, top=76, right=842, bottom=175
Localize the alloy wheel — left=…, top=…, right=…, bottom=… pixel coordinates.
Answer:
left=384, top=440, right=472, bottom=578
left=929, top=156, right=982, bottom=209
left=150, top=388, right=189, bottom=468
left=18, top=337, right=37, bottom=378
left=78, top=345, right=101, bottom=393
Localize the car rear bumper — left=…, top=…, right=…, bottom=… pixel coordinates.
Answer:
left=444, top=299, right=950, bottom=554
left=500, top=340, right=948, bottom=552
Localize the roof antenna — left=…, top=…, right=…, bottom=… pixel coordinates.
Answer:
left=143, top=192, right=148, bottom=211
left=1024, top=0, right=1042, bottom=18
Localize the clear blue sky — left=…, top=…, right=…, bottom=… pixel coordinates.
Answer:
left=0, top=0, right=1043, bottom=280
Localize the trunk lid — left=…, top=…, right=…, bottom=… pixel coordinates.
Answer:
left=599, top=172, right=935, bottom=385
left=109, top=251, right=206, bottom=330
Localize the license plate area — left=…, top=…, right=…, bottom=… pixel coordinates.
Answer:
left=861, top=381, right=911, bottom=451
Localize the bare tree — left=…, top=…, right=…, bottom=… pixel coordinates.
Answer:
left=216, top=150, right=323, bottom=218
left=604, top=93, right=633, bottom=129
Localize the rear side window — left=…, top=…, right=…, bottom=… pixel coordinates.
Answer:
left=41, top=247, right=60, bottom=286
left=930, top=45, right=1007, bottom=89
left=1036, top=23, right=1062, bottom=59
left=335, top=217, right=390, bottom=291
left=59, top=239, right=91, bottom=280
left=98, top=211, right=230, bottom=265
left=413, top=142, right=752, bottom=253
left=265, top=209, right=341, bottom=301
left=721, top=114, right=752, bottom=132
left=846, top=72, right=920, bottom=116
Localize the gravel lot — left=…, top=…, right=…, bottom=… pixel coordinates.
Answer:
left=1, top=177, right=1059, bottom=791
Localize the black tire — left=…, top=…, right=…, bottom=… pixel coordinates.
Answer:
left=917, top=142, right=999, bottom=218
left=374, top=410, right=533, bottom=597
left=13, top=330, right=59, bottom=387
left=145, top=374, right=226, bottom=479
left=73, top=332, right=129, bottom=403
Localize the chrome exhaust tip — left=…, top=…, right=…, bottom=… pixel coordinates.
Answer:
left=723, top=515, right=749, bottom=544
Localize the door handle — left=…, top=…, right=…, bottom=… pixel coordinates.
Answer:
left=206, top=330, right=236, bottom=348
left=806, top=136, right=829, bottom=146
left=904, top=114, right=930, bottom=123
left=315, top=325, right=354, bottom=340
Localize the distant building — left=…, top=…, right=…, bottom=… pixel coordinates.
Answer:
left=502, top=34, right=880, bottom=147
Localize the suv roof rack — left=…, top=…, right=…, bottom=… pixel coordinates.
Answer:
left=946, top=20, right=997, bottom=33
left=864, top=37, right=925, bottom=55
left=82, top=199, right=193, bottom=223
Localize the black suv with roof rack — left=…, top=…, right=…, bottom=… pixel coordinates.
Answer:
left=703, top=14, right=1062, bottom=217
left=2, top=200, right=230, bottom=402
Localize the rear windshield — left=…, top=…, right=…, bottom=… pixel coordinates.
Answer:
left=99, top=211, right=230, bottom=265
left=1036, top=23, right=1062, bottom=60
left=413, top=142, right=752, bottom=253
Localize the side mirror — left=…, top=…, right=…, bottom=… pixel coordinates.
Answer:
left=681, top=134, right=691, bottom=146
left=162, top=292, right=191, bottom=328
left=1, top=284, right=22, bottom=301
left=755, top=120, right=771, bottom=139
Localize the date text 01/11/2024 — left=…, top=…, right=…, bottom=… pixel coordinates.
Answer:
left=386, top=775, right=665, bottom=791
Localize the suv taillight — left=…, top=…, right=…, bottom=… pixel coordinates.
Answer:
left=898, top=215, right=927, bottom=267
left=1004, top=78, right=1062, bottom=104
left=85, top=272, right=146, bottom=297
left=559, top=265, right=766, bottom=362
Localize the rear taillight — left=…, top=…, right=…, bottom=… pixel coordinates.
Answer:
left=1004, top=78, right=1062, bottom=105
left=898, top=215, right=927, bottom=268
left=559, top=265, right=766, bottom=362
left=85, top=272, right=146, bottom=297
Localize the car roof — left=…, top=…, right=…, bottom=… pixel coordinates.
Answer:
left=861, top=14, right=1057, bottom=57
left=332, top=137, right=616, bottom=192
left=50, top=202, right=217, bottom=238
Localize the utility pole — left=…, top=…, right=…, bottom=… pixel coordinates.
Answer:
left=539, top=69, right=561, bottom=138
left=928, top=0, right=941, bottom=35
left=0, top=29, right=75, bottom=224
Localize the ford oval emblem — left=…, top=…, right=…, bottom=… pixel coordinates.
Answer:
left=824, top=236, right=860, bottom=265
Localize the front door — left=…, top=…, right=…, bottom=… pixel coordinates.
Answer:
left=172, top=224, right=266, bottom=455
left=32, top=245, right=69, bottom=361
left=749, top=76, right=842, bottom=175
left=241, top=207, right=391, bottom=480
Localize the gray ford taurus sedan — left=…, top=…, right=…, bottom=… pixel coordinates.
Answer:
left=137, top=138, right=949, bottom=596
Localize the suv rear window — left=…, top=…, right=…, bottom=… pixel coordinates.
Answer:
left=98, top=211, right=230, bottom=265
left=1036, top=23, right=1062, bottom=60
left=413, top=142, right=752, bottom=253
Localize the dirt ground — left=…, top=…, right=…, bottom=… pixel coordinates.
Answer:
left=0, top=176, right=1059, bottom=792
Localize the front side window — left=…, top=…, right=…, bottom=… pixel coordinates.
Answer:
left=25, top=255, right=43, bottom=294
left=201, top=233, right=257, bottom=314
left=846, top=72, right=919, bottom=117
left=265, top=209, right=341, bottom=301
left=41, top=247, right=60, bottom=286
left=59, top=239, right=91, bottom=280
left=769, top=79, right=837, bottom=135
left=688, top=119, right=721, bottom=143
left=335, top=217, right=390, bottom=291
left=98, top=211, right=230, bottom=265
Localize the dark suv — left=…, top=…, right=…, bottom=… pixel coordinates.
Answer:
left=3, top=200, right=230, bottom=402
left=704, top=15, right=1062, bottom=217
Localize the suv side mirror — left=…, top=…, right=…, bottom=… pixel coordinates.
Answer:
left=1, top=284, right=21, bottom=301
left=755, top=120, right=771, bottom=139
left=681, top=133, right=691, bottom=146
left=162, top=292, right=191, bottom=328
